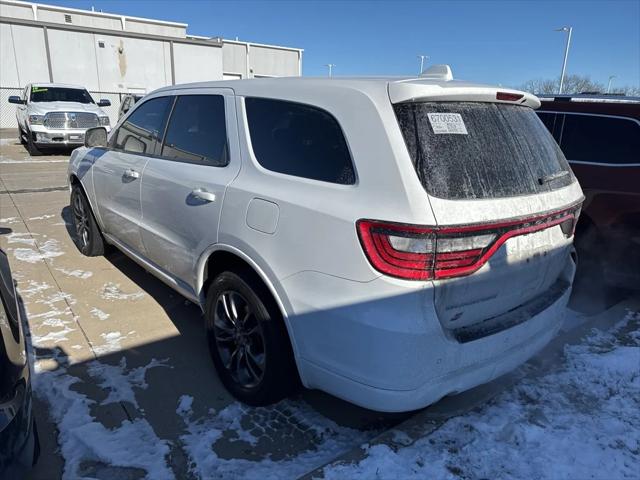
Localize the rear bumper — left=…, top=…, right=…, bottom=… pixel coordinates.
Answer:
left=284, top=254, right=575, bottom=412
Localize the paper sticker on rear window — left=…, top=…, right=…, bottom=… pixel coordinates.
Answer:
left=427, top=113, right=468, bottom=134
left=31, top=87, right=48, bottom=93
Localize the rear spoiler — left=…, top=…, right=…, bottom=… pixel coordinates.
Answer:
left=389, top=66, right=540, bottom=109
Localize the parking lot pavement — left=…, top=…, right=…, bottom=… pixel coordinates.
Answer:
left=1, top=131, right=412, bottom=479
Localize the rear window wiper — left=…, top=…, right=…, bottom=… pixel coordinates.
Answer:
left=538, top=170, right=569, bottom=185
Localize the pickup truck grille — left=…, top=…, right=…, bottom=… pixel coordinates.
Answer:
left=44, top=112, right=99, bottom=129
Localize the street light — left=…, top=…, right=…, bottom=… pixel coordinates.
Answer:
left=555, top=26, right=573, bottom=94
left=325, top=64, right=336, bottom=78
left=607, top=75, right=616, bottom=93
left=417, top=55, right=429, bottom=75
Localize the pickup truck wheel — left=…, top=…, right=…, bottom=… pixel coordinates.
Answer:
left=18, top=125, right=26, bottom=145
left=205, top=270, right=298, bottom=406
left=70, top=184, right=104, bottom=256
left=25, top=129, right=42, bottom=156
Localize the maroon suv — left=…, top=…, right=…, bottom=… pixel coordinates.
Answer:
left=537, top=95, right=640, bottom=288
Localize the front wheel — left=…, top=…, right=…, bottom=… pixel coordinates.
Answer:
left=70, top=184, right=104, bottom=256
left=205, top=270, right=298, bottom=406
left=25, top=128, right=42, bottom=156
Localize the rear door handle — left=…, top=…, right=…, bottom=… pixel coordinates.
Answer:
left=190, top=188, right=216, bottom=203
left=123, top=168, right=140, bottom=179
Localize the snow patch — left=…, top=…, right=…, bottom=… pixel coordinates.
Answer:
left=33, top=353, right=172, bottom=480
left=28, top=214, right=56, bottom=221
left=5, top=232, right=37, bottom=246
left=322, top=311, right=640, bottom=480
left=13, top=238, right=64, bottom=263
left=177, top=398, right=372, bottom=479
left=87, top=357, right=169, bottom=409
left=56, top=268, right=93, bottom=280
left=93, top=330, right=136, bottom=356
left=19, top=280, right=52, bottom=298
left=90, top=307, right=110, bottom=321
left=101, top=282, right=145, bottom=301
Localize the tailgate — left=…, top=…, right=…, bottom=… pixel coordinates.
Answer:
left=392, top=98, right=584, bottom=331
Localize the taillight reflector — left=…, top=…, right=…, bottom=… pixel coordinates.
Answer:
left=357, top=203, right=581, bottom=281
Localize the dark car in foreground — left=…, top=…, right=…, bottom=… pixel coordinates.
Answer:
left=537, top=95, right=640, bottom=289
left=0, top=248, right=38, bottom=478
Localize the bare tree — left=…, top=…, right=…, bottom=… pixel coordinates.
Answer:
left=517, top=74, right=639, bottom=96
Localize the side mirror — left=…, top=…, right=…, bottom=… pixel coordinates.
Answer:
left=85, top=127, right=108, bottom=148
left=97, top=99, right=111, bottom=107
left=8, top=96, right=24, bottom=105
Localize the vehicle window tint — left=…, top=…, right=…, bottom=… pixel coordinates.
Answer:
left=537, top=112, right=561, bottom=141
left=161, top=95, right=228, bottom=166
left=394, top=102, right=573, bottom=200
left=560, top=114, right=640, bottom=165
left=30, top=86, right=94, bottom=104
left=113, top=96, right=173, bottom=155
left=245, top=98, right=355, bottom=184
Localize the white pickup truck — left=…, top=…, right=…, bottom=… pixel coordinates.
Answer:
left=8, top=83, right=112, bottom=155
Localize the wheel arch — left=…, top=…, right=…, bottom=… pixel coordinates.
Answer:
left=197, top=245, right=306, bottom=384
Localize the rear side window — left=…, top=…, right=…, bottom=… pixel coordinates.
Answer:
left=394, top=102, right=573, bottom=200
left=161, top=95, right=228, bottom=166
left=113, top=96, right=173, bottom=155
left=559, top=114, right=640, bottom=165
left=245, top=98, right=355, bottom=184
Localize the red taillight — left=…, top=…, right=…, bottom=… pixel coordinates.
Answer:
left=496, top=91, right=524, bottom=101
left=357, top=203, right=581, bottom=281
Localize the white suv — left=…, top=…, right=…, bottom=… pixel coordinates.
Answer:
left=68, top=66, right=584, bottom=412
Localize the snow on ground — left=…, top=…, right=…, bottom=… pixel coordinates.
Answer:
left=32, top=353, right=173, bottom=480
left=101, top=282, right=145, bottom=301
left=13, top=238, right=64, bottom=263
left=56, top=267, right=94, bottom=280
left=89, top=307, right=110, bottom=321
left=177, top=397, right=373, bottom=480
left=87, top=357, right=169, bottom=409
left=93, top=330, right=136, bottom=356
left=322, top=310, right=640, bottom=480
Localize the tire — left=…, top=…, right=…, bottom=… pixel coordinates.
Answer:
left=70, top=184, right=105, bottom=256
left=18, top=125, right=26, bottom=145
left=205, top=270, right=298, bottom=406
left=25, top=128, right=42, bottom=156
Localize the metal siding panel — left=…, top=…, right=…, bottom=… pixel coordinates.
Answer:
left=173, top=43, right=222, bottom=83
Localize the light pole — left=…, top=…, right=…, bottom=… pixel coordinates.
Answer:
left=417, top=55, right=429, bottom=75
left=606, top=75, right=616, bottom=93
left=555, top=26, right=573, bottom=94
left=325, top=64, right=336, bottom=78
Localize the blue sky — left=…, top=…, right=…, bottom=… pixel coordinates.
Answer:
left=43, top=0, right=640, bottom=88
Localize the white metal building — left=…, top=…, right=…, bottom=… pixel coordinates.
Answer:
left=0, top=0, right=303, bottom=126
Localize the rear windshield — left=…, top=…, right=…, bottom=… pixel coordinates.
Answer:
left=30, top=86, right=94, bottom=104
left=394, top=102, right=573, bottom=200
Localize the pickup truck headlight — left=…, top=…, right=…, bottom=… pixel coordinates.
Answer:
left=28, top=115, right=44, bottom=125
left=99, top=116, right=110, bottom=126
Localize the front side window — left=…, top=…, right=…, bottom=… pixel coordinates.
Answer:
left=245, top=97, right=355, bottom=184
left=112, top=96, right=173, bottom=155
left=161, top=95, right=228, bottom=166
left=30, top=86, right=94, bottom=104
left=559, top=114, right=640, bottom=165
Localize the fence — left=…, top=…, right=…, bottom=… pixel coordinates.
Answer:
left=0, top=87, right=125, bottom=129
